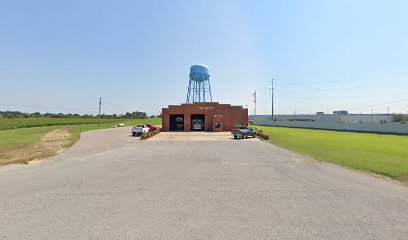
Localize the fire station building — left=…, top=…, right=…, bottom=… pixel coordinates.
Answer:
left=161, top=102, right=248, bottom=132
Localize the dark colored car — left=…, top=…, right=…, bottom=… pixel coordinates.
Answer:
left=231, top=127, right=257, bottom=139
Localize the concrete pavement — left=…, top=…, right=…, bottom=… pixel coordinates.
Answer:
left=0, top=129, right=407, bottom=239
left=147, top=131, right=258, bottom=142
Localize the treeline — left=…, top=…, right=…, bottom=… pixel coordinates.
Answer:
left=0, top=111, right=160, bottom=119
left=392, top=114, right=408, bottom=123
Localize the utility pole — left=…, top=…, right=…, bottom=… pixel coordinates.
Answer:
left=98, top=97, right=102, bottom=126
left=269, top=79, right=275, bottom=121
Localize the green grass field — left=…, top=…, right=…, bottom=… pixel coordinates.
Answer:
left=0, top=117, right=162, bottom=130
left=256, top=126, right=408, bottom=182
left=0, top=118, right=162, bottom=147
left=0, top=118, right=162, bottom=165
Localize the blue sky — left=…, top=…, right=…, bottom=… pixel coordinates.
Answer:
left=1, top=0, right=407, bottom=115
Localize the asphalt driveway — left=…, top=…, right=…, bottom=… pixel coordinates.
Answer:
left=0, top=129, right=407, bottom=239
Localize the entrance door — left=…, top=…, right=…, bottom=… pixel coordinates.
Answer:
left=169, top=114, right=184, bottom=131
left=190, top=114, right=205, bottom=131
left=212, top=114, right=223, bottom=132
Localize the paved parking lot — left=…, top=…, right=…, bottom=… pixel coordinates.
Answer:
left=148, top=131, right=259, bottom=142
left=0, top=128, right=407, bottom=239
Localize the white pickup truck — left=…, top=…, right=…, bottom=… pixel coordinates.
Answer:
left=132, top=124, right=150, bottom=136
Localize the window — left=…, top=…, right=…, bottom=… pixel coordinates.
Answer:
left=235, top=122, right=243, bottom=127
left=215, top=123, right=221, bottom=128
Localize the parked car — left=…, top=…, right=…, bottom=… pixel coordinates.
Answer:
left=146, top=124, right=160, bottom=131
left=132, top=124, right=150, bottom=136
left=117, top=123, right=125, bottom=127
left=231, top=127, right=257, bottom=139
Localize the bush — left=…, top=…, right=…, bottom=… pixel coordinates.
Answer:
left=255, top=128, right=264, bottom=134
left=140, top=130, right=160, bottom=140
left=392, top=114, right=407, bottom=123
left=257, top=132, right=269, bottom=140
left=255, top=129, right=269, bottom=140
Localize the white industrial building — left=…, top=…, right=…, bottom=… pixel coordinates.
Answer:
left=250, top=114, right=408, bottom=134
left=271, top=114, right=393, bottom=124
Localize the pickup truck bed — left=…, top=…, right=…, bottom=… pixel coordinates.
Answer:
left=231, top=127, right=257, bottom=139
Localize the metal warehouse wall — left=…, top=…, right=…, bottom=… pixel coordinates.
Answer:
left=271, top=114, right=393, bottom=123
left=250, top=115, right=408, bottom=134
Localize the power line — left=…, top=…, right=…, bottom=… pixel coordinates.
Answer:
left=278, top=83, right=408, bottom=93
left=349, top=98, right=408, bottom=111
left=101, top=101, right=128, bottom=112
left=277, top=74, right=408, bottom=87
left=0, top=103, right=97, bottom=111
left=278, top=91, right=408, bottom=100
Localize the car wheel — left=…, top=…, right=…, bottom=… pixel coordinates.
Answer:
left=132, top=133, right=136, bottom=136
left=243, top=134, right=247, bottom=139
left=234, top=135, right=238, bottom=139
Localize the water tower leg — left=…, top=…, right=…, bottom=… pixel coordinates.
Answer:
left=203, top=81, right=206, bottom=102
left=198, top=81, right=201, bottom=102
left=208, top=79, right=213, bottom=102
left=186, top=78, right=192, bottom=103
left=193, top=81, right=196, bottom=102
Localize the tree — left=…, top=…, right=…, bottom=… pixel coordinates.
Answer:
left=392, top=114, right=406, bottom=122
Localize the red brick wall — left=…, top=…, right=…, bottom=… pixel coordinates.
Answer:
left=162, top=102, right=248, bottom=132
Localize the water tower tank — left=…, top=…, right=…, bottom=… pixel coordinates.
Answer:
left=190, top=65, right=210, bottom=79
left=186, top=64, right=213, bottom=103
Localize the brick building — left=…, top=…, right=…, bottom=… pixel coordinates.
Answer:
left=161, top=102, right=248, bottom=132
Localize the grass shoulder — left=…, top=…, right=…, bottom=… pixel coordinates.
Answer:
left=256, top=126, right=408, bottom=183
left=0, top=118, right=161, bottom=166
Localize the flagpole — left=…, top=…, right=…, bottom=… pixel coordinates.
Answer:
left=254, top=91, right=257, bottom=116
left=251, top=91, right=257, bottom=116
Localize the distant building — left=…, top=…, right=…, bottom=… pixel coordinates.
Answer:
left=333, top=110, right=348, bottom=115
left=251, top=114, right=394, bottom=124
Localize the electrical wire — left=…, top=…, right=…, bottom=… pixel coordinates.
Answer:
left=348, top=98, right=408, bottom=111
left=0, top=103, right=97, bottom=110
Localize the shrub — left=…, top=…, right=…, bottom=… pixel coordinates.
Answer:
left=140, top=130, right=160, bottom=140
left=257, top=132, right=269, bottom=140
left=256, top=129, right=264, bottom=134
left=392, top=114, right=406, bottom=123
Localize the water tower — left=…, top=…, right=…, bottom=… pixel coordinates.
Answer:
left=186, top=64, right=213, bottom=103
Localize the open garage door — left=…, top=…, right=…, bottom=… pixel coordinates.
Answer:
left=191, top=114, right=205, bottom=131
left=169, top=114, right=184, bottom=131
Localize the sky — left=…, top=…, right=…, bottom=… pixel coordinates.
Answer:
left=1, top=0, right=407, bottom=116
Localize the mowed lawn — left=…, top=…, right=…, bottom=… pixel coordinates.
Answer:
left=0, top=118, right=162, bottom=165
left=256, top=126, right=408, bottom=181
left=0, top=118, right=162, bottom=148
left=0, top=117, right=162, bottom=130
